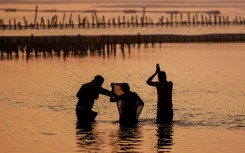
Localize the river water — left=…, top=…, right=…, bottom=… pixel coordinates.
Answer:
left=0, top=1, right=245, bottom=153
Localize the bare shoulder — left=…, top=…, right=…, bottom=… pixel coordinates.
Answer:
left=167, top=81, right=173, bottom=86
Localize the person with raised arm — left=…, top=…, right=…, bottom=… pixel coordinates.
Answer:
left=146, top=64, right=173, bottom=124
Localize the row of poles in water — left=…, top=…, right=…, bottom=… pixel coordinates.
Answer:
left=0, top=6, right=245, bottom=30
left=1, top=33, right=245, bottom=60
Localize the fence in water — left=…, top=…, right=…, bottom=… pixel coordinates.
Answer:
left=1, top=33, right=245, bottom=60
left=0, top=6, right=245, bottom=30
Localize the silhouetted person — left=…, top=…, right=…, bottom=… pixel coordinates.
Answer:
left=146, top=64, right=173, bottom=124
left=110, top=83, right=144, bottom=126
left=76, top=75, right=111, bottom=125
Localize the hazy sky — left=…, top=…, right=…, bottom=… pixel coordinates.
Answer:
left=0, top=0, right=243, bottom=4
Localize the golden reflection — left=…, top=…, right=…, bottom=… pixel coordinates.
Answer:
left=156, top=124, right=174, bottom=152
left=115, top=125, right=143, bottom=152
left=75, top=122, right=99, bottom=152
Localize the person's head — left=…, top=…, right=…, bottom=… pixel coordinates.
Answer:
left=158, top=71, right=166, bottom=81
left=121, top=83, right=130, bottom=93
left=93, top=75, right=104, bottom=86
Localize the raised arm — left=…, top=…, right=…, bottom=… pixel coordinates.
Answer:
left=146, top=64, right=160, bottom=86
left=146, top=72, right=157, bottom=86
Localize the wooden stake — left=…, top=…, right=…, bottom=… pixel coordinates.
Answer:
left=34, top=5, right=38, bottom=26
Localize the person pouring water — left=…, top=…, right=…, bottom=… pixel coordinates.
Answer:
left=110, top=83, right=144, bottom=126
left=146, top=64, right=173, bottom=124
left=76, top=75, right=111, bottom=125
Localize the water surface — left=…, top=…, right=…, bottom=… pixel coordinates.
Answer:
left=0, top=1, right=245, bottom=152
left=1, top=43, right=245, bottom=152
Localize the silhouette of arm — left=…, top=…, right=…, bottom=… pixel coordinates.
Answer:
left=99, top=87, right=111, bottom=96
left=146, top=72, right=158, bottom=86
left=146, top=64, right=160, bottom=86
left=135, top=93, right=144, bottom=106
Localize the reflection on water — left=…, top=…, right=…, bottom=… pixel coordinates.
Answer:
left=76, top=123, right=99, bottom=152
left=76, top=121, right=174, bottom=152
left=116, top=125, right=143, bottom=152
left=156, top=124, right=173, bottom=152
left=76, top=122, right=145, bottom=152
left=0, top=45, right=126, bottom=61
left=0, top=36, right=125, bottom=61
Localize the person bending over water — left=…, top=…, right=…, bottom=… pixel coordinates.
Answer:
left=76, top=75, right=111, bottom=125
left=110, top=83, right=144, bottom=126
left=146, top=64, right=173, bottom=124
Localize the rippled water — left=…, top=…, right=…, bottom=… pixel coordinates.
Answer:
left=0, top=43, right=245, bottom=152
left=1, top=1, right=245, bottom=152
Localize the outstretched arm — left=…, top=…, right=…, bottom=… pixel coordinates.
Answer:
left=99, top=87, right=111, bottom=96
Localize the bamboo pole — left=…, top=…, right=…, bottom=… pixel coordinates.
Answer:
left=34, top=5, right=38, bottom=26
left=62, top=13, right=66, bottom=27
